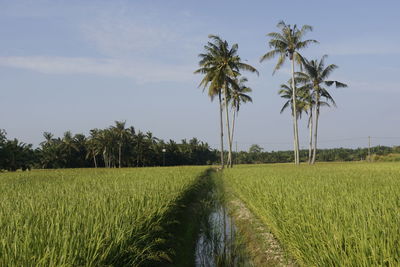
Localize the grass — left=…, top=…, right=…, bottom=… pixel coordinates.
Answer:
left=223, top=162, right=400, bottom=266
left=0, top=166, right=207, bottom=266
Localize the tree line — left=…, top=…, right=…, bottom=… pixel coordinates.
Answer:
left=0, top=122, right=216, bottom=171
left=235, top=144, right=400, bottom=164
left=195, top=20, right=347, bottom=168
left=1, top=126, right=399, bottom=171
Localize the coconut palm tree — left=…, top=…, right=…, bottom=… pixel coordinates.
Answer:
left=195, top=35, right=258, bottom=168
left=86, top=129, right=101, bottom=168
left=297, top=55, right=347, bottom=164
left=135, top=131, right=146, bottom=167
left=260, top=21, right=317, bottom=164
left=279, top=80, right=309, bottom=162
left=228, top=77, right=253, bottom=167
left=61, top=131, right=79, bottom=167
left=112, top=121, right=129, bottom=168
left=278, top=81, right=308, bottom=118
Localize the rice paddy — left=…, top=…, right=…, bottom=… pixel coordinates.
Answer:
left=0, top=167, right=206, bottom=266
left=1, top=162, right=400, bottom=266
left=223, top=162, right=400, bottom=266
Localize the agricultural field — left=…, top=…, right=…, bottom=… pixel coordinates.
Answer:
left=0, top=167, right=207, bottom=266
left=2, top=162, right=400, bottom=267
left=223, top=162, right=400, bottom=266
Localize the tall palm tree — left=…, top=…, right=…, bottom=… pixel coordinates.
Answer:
left=297, top=55, right=347, bottom=164
left=260, top=21, right=317, bottom=164
left=135, top=131, right=145, bottom=167
left=195, top=35, right=258, bottom=168
left=195, top=38, right=225, bottom=168
left=112, top=121, right=128, bottom=168
left=61, top=131, right=78, bottom=167
left=86, top=129, right=101, bottom=168
left=41, top=132, right=54, bottom=146
left=228, top=77, right=253, bottom=167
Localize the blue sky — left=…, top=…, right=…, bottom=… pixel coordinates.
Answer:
left=1, top=0, right=400, bottom=151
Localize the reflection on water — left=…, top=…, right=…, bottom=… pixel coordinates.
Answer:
left=194, top=189, right=252, bottom=267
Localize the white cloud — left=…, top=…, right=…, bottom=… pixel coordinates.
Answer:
left=81, top=18, right=181, bottom=57
left=0, top=56, right=195, bottom=83
left=80, top=14, right=202, bottom=62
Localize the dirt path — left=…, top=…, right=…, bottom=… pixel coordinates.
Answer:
left=229, top=198, right=297, bottom=267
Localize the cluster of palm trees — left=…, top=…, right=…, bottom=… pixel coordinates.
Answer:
left=261, top=21, right=347, bottom=164
left=0, top=129, right=34, bottom=171
left=84, top=122, right=162, bottom=168
left=196, top=21, right=347, bottom=167
left=37, top=121, right=216, bottom=169
left=195, top=35, right=258, bottom=168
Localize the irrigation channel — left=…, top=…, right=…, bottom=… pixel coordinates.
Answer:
left=193, top=170, right=253, bottom=266
left=138, top=168, right=290, bottom=266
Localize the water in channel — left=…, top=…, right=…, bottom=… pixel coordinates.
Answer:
left=194, top=182, right=252, bottom=267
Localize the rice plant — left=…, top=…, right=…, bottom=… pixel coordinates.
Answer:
left=0, top=167, right=206, bottom=266
left=223, top=162, right=400, bottom=266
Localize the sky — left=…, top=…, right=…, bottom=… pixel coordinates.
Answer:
left=1, top=0, right=400, bottom=151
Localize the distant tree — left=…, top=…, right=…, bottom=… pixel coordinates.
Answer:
left=0, top=130, right=34, bottom=171
left=249, top=144, right=264, bottom=154
left=112, top=121, right=129, bottom=168
left=61, top=131, right=78, bottom=168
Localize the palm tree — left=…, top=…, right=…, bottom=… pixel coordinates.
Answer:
left=260, top=21, right=317, bottom=164
left=112, top=121, right=128, bottom=168
left=279, top=80, right=309, bottom=162
left=86, top=129, right=101, bottom=168
left=195, top=34, right=258, bottom=168
left=61, top=131, right=78, bottom=167
left=228, top=77, right=253, bottom=167
left=297, top=55, right=347, bottom=164
left=135, top=131, right=146, bottom=167
left=41, top=132, right=54, bottom=146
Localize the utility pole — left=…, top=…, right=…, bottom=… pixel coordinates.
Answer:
left=368, top=136, right=371, bottom=162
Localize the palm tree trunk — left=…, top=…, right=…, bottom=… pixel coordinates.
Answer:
left=118, top=144, right=122, bottom=168
left=292, top=114, right=297, bottom=163
left=223, top=82, right=232, bottom=168
left=93, top=154, right=97, bottom=168
left=103, top=148, right=107, bottom=168
left=136, top=143, right=139, bottom=167
left=230, top=109, right=236, bottom=168
left=218, top=92, right=225, bottom=168
left=291, top=58, right=300, bottom=164
left=311, top=100, right=320, bottom=164
left=308, top=109, right=313, bottom=164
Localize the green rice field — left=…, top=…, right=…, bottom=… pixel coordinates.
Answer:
left=0, top=167, right=206, bottom=266
left=223, top=162, right=400, bottom=266
left=1, top=162, right=400, bottom=266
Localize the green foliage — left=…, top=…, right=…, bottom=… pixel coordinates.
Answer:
left=0, top=130, right=35, bottom=171
left=224, top=162, right=400, bottom=266
left=371, top=153, right=400, bottom=162
left=260, top=21, right=318, bottom=73
left=232, top=145, right=399, bottom=164
left=0, top=167, right=207, bottom=266
left=23, top=123, right=215, bottom=170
